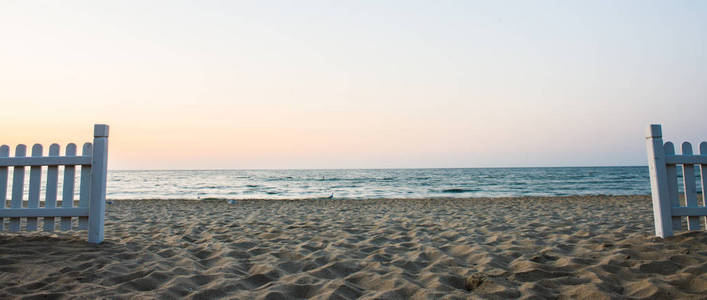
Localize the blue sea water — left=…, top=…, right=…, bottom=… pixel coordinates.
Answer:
left=104, top=166, right=700, bottom=200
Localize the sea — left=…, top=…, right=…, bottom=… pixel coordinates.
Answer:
left=104, top=166, right=703, bottom=200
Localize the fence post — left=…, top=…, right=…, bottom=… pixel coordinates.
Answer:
left=88, top=124, right=109, bottom=244
left=646, top=124, right=673, bottom=238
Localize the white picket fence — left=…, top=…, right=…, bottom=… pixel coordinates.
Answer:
left=0, top=124, right=109, bottom=243
left=646, top=124, right=707, bottom=238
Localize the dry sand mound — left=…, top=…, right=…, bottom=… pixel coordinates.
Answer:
left=1, top=195, right=706, bottom=299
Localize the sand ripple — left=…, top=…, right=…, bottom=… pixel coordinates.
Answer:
left=1, top=195, right=706, bottom=299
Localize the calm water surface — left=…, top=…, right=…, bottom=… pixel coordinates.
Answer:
left=105, top=167, right=681, bottom=200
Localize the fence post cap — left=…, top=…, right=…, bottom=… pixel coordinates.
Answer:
left=94, top=124, right=109, bottom=137
left=647, top=124, right=662, bottom=138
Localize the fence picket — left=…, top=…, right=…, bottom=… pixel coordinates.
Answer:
left=700, top=142, right=707, bottom=229
left=664, top=142, right=682, bottom=230
left=44, top=144, right=60, bottom=231
left=61, top=144, right=77, bottom=231
left=26, top=144, right=43, bottom=231
left=681, top=142, right=700, bottom=230
left=682, top=142, right=700, bottom=230
left=10, top=145, right=27, bottom=232
left=88, top=125, right=109, bottom=243
left=0, top=145, right=9, bottom=231
left=78, top=143, right=92, bottom=230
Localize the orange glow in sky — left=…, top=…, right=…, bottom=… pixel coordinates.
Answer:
left=1, top=1, right=705, bottom=169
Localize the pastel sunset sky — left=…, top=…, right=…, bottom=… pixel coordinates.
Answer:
left=1, top=1, right=705, bottom=169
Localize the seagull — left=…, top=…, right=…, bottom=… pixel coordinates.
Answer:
left=327, top=193, right=334, bottom=199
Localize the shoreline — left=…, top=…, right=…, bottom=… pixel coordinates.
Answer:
left=1, top=195, right=705, bottom=298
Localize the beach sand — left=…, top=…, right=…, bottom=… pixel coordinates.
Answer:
left=1, top=195, right=706, bottom=299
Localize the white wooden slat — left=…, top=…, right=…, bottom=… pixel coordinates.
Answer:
left=0, top=156, right=91, bottom=167
left=61, top=144, right=77, bottom=231
left=700, top=142, right=707, bottom=229
left=681, top=142, right=701, bottom=230
left=664, top=142, right=682, bottom=231
left=0, top=207, right=89, bottom=218
left=10, top=145, right=27, bottom=232
left=78, top=143, right=92, bottom=230
left=88, top=124, right=109, bottom=244
left=26, top=144, right=43, bottom=231
left=671, top=207, right=707, bottom=217
left=646, top=125, right=674, bottom=238
left=0, top=145, right=9, bottom=231
left=44, top=144, right=60, bottom=231
left=665, top=155, right=707, bottom=165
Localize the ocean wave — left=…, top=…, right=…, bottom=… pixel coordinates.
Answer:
left=106, top=167, right=652, bottom=199
left=441, top=188, right=478, bottom=193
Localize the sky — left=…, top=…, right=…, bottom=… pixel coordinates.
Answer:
left=1, top=0, right=705, bottom=169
